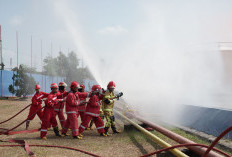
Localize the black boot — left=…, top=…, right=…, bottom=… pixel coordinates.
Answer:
left=111, top=126, right=120, bottom=134
left=53, top=127, right=61, bottom=137
left=26, top=121, right=30, bottom=130
left=104, top=127, right=112, bottom=136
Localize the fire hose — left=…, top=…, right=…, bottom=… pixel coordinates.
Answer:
left=0, top=103, right=31, bottom=125
left=0, top=106, right=44, bottom=135
left=0, top=104, right=102, bottom=157
left=115, top=107, right=230, bottom=157
left=0, top=139, right=101, bottom=157
left=0, top=103, right=231, bottom=157
left=203, top=126, right=232, bottom=157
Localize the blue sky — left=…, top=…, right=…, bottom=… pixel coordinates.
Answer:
left=1, top=0, right=232, bottom=72
left=0, top=0, right=142, bottom=70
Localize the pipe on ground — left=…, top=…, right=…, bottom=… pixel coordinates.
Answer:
left=120, top=109, right=223, bottom=157
left=114, top=110, right=189, bottom=157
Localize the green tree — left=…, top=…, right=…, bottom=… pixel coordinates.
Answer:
left=43, top=51, right=95, bottom=84
left=43, top=56, right=59, bottom=76
left=8, top=64, right=37, bottom=97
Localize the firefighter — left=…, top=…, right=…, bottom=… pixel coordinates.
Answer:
left=88, top=88, right=105, bottom=130
left=61, top=81, right=82, bottom=139
left=102, top=81, right=123, bottom=135
left=53, top=82, right=68, bottom=128
left=79, top=85, right=107, bottom=137
left=77, top=84, right=90, bottom=123
left=40, top=83, right=63, bottom=140
left=26, top=84, right=49, bottom=130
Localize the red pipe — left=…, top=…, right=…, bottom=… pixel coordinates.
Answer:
left=140, top=143, right=230, bottom=157
left=116, top=107, right=223, bottom=157
left=203, top=126, right=232, bottom=157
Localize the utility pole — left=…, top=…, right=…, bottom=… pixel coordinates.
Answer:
left=16, top=31, right=19, bottom=91
left=0, top=25, right=2, bottom=97
left=41, top=40, right=43, bottom=90
left=30, top=35, right=32, bottom=76
left=51, top=41, right=53, bottom=82
left=16, top=31, right=18, bottom=68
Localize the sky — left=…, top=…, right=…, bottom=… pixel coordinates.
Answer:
left=1, top=0, right=232, bottom=70
left=0, top=0, right=141, bottom=70
left=1, top=0, right=232, bottom=114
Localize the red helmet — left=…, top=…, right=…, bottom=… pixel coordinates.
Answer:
left=107, top=81, right=116, bottom=89
left=59, top=82, right=67, bottom=87
left=50, top=83, right=58, bottom=89
left=80, top=84, right=85, bottom=90
left=70, top=81, right=80, bottom=90
left=35, top=84, right=40, bottom=89
left=92, top=85, right=101, bottom=92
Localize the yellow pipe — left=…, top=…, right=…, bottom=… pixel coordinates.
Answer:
left=115, top=110, right=189, bottom=157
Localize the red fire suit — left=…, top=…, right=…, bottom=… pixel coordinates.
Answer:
left=61, top=92, right=80, bottom=136
left=40, top=93, right=61, bottom=138
left=27, top=92, right=49, bottom=121
left=79, top=94, right=105, bottom=134
left=77, top=92, right=90, bottom=122
left=53, top=90, right=68, bottom=127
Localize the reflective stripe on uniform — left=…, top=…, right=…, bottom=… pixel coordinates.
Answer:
left=103, top=109, right=113, bottom=112
left=72, top=129, right=79, bottom=132
left=37, top=95, right=44, bottom=99
left=85, top=112, right=99, bottom=117
left=80, top=125, right=86, bottom=129
left=41, top=129, right=47, bottom=132
left=96, top=126, right=104, bottom=130
left=54, top=109, right=63, bottom=111
left=66, top=111, right=77, bottom=114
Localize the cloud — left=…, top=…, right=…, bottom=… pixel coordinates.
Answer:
left=9, top=15, right=23, bottom=27
left=98, top=25, right=128, bottom=35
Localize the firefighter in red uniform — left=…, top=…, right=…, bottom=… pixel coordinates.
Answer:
left=26, top=84, right=49, bottom=130
left=40, top=83, right=63, bottom=140
left=61, top=81, right=82, bottom=139
left=77, top=84, right=90, bottom=123
left=53, top=82, right=68, bottom=128
left=79, top=85, right=107, bottom=137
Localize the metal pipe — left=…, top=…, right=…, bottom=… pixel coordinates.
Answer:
left=114, top=110, right=189, bottom=157
left=123, top=110, right=222, bottom=157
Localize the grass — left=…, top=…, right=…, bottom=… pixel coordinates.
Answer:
left=170, top=128, right=232, bottom=156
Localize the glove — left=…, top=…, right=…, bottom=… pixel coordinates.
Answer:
left=104, top=99, right=111, bottom=104
left=116, top=92, right=123, bottom=98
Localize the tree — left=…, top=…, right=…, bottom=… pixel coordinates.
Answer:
left=43, top=51, right=95, bottom=84
left=8, top=64, right=37, bottom=97
left=43, top=56, right=59, bottom=76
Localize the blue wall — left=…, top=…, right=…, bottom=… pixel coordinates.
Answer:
left=0, top=70, right=97, bottom=96
left=0, top=70, right=65, bottom=96
left=178, top=105, right=232, bottom=140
